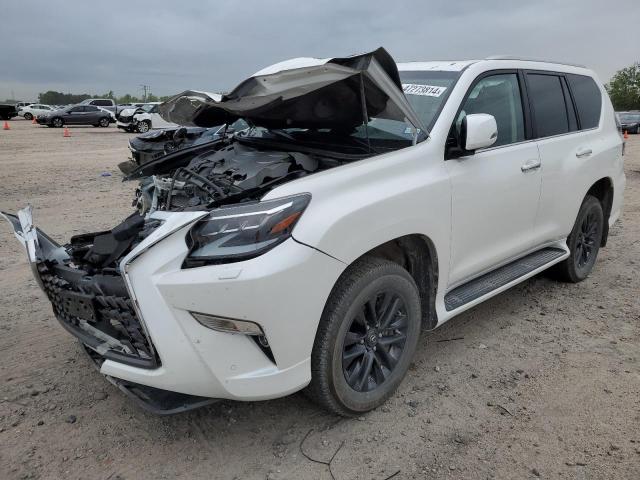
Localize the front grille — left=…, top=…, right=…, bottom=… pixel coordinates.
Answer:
left=118, top=115, right=133, bottom=123
left=38, top=262, right=158, bottom=369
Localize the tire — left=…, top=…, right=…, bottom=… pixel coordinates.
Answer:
left=552, top=195, right=604, bottom=283
left=136, top=120, right=150, bottom=133
left=52, top=117, right=63, bottom=128
left=23, top=112, right=33, bottom=121
left=634, top=126, right=640, bottom=135
left=98, top=117, right=110, bottom=128
left=306, top=257, right=422, bottom=416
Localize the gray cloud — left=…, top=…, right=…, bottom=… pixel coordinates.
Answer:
left=2, top=0, right=639, bottom=101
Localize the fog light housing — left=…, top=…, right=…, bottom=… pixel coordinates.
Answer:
left=191, top=312, right=264, bottom=336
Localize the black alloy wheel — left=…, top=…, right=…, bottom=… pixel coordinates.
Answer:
left=52, top=117, right=63, bottom=128
left=342, top=291, right=409, bottom=393
left=306, top=257, right=422, bottom=416
left=552, top=195, right=604, bottom=283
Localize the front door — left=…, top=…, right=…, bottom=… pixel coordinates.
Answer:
left=446, top=72, right=542, bottom=286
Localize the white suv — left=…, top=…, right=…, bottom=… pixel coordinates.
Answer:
left=2, top=49, right=625, bottom=416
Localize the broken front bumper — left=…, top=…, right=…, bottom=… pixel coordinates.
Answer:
left=2, top=207, right=158, bottom=369
left=2, top=207, right=346, bottom=403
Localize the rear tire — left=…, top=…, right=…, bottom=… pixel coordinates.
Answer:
left=306, top=257, right=422, bottom=416
left=23, top=112, right=33, bottom=121
left=52, top=117, right=63, bottom=128
left=552, top=195, right=604, bottom=283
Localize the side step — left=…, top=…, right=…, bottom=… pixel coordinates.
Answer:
left=444, top=247, right=566, bottom=311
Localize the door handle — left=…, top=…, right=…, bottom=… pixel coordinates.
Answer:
left=521, top=160, right=541, bottom=172
left=576, top=148, right=592, bottom=158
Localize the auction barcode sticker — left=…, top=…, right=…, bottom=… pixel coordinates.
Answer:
left=402, top=84, right=447, bottom=97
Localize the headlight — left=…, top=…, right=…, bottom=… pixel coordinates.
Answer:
left=183, top=193, right=311, bottom=267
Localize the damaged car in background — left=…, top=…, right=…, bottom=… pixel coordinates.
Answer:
left=3, top=48, right=624, bottom=416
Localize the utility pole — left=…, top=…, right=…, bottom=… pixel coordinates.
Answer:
left=140, top=84, right=150, bottom=102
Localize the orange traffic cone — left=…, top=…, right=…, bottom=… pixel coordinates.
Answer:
left=63, top=127, right=71, bottom=137
left=623, top=130, right=629, bottom=139
left=3, top=121, right=9, bottom=130
left=31, top=117, right=37, bottom=124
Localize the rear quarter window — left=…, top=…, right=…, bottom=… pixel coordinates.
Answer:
left=567, top=74, right=602, bottom=129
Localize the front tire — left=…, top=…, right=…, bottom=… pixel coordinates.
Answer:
left=552, top=195, right=604, bottom=283
left=23, top=112, right=33, bottom=121
left=306, top=257, right=422, bottom=416
left=136, top=120, right=150, bottom=133
left=99, top=117, right=110, bottom=128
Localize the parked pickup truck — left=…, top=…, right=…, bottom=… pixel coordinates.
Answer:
left=78, top=98, right=124, bottom=118
left=0, top=104, right=18, bottom=120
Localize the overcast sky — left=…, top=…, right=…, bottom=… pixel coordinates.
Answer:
left=2, top=0, right=639, bottom=101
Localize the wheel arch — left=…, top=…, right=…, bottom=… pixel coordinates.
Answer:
left=585, top=177, right=614, bottom=247
left=346, top=234, right=439, bottom=330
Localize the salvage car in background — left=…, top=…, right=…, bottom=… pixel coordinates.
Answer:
left=2, top=48, right=625, bottom=416
left=116, top=102, right=179, bottom=133
left=18, top=104, right=55, bottom=120
left=36, top=104, right=113, bottom=127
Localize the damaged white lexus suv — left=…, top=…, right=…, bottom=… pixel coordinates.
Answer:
left=3, top=48, right=625, bottom=416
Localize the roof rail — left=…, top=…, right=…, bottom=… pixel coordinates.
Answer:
left=485, top=55, right=586, bottom=68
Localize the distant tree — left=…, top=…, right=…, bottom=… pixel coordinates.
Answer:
left=38, top=91, right=92, bottom=105
left=606, top=63, right=640, bottom=111
left=102, top=90, right=115, bottom=99
left=117, top=93, right=141, bottom=104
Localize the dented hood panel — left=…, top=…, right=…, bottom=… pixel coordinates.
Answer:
left=159, top=47, right=425, bottom=132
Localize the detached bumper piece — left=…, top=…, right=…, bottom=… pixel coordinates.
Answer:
left=106, top=376, right=218, bottom=415
left=2, top=208, right=160, bottom=370
left=38, top=261, right=159, bottom=369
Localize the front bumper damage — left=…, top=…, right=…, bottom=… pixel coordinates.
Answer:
left=2, top=207, right=215, bottom=413
left=2, top=206, right=345, bottom=413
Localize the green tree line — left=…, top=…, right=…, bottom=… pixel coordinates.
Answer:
left=606, top=62, right=640, bottom=111
left=34, top=90, right=172, bottom=105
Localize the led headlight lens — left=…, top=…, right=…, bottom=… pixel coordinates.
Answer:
left=184, top=193, right=310, bottom=267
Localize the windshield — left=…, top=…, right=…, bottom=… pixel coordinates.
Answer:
left=620, top=114, right=640, bottom=122
left=399, top=70, right=460, bottom=130
left=141, top=104, right=157, bottom=112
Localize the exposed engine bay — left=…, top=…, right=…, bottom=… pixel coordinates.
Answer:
left=132, top=135, right=351, bottom=215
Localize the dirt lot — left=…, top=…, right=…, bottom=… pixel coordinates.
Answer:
left=0, top=119, right=638, bottom=480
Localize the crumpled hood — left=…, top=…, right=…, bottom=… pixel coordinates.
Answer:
left=158, top=47, right=425, bottom=132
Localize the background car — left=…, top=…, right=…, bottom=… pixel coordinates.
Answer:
left=116, top=102, right=178, bottom=133
left=18, top=104, right=55, bottom=120
left=0, top=104, right=18, bottom=120
left=36, top=104, right=113, bottom=127
left=618, top=112, right=640, bottom=134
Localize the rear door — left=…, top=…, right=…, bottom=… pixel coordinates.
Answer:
left=84, top=105, right=101, bottom=123
left=526, top=71, right=608, bottom=242
left=446, top=71, right=543, bottom=285
left=65, top=106, right=84, bottom=124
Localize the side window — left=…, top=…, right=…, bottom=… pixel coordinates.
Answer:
left=148, top=105, right=158, bottom=113
left=69, top=106, right=83, bottom=113
left=526, top=74, right=569, bottom=138
left=567, top=74, right=602, bottom=129
left=457, top=73, right=525, bottom=147
left=85, top=105, right=99, bottom=112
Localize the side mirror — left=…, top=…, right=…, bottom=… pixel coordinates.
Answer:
left=462, top=113, right=498, bottom=152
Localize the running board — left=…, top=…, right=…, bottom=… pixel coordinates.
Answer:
left=444, top=247, right=566, bottom=311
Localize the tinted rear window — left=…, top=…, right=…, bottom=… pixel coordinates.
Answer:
left=567, top=74, right=601, bottom=129
left=527, top=74, right=569, bottom=138
left=92, top=100, right=112, bottom=106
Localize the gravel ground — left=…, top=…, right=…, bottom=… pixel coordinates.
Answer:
left=0, top=119, right=639, bottom=480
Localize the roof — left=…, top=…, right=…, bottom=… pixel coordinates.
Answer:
left=398, top=57, right=591, bottom=73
